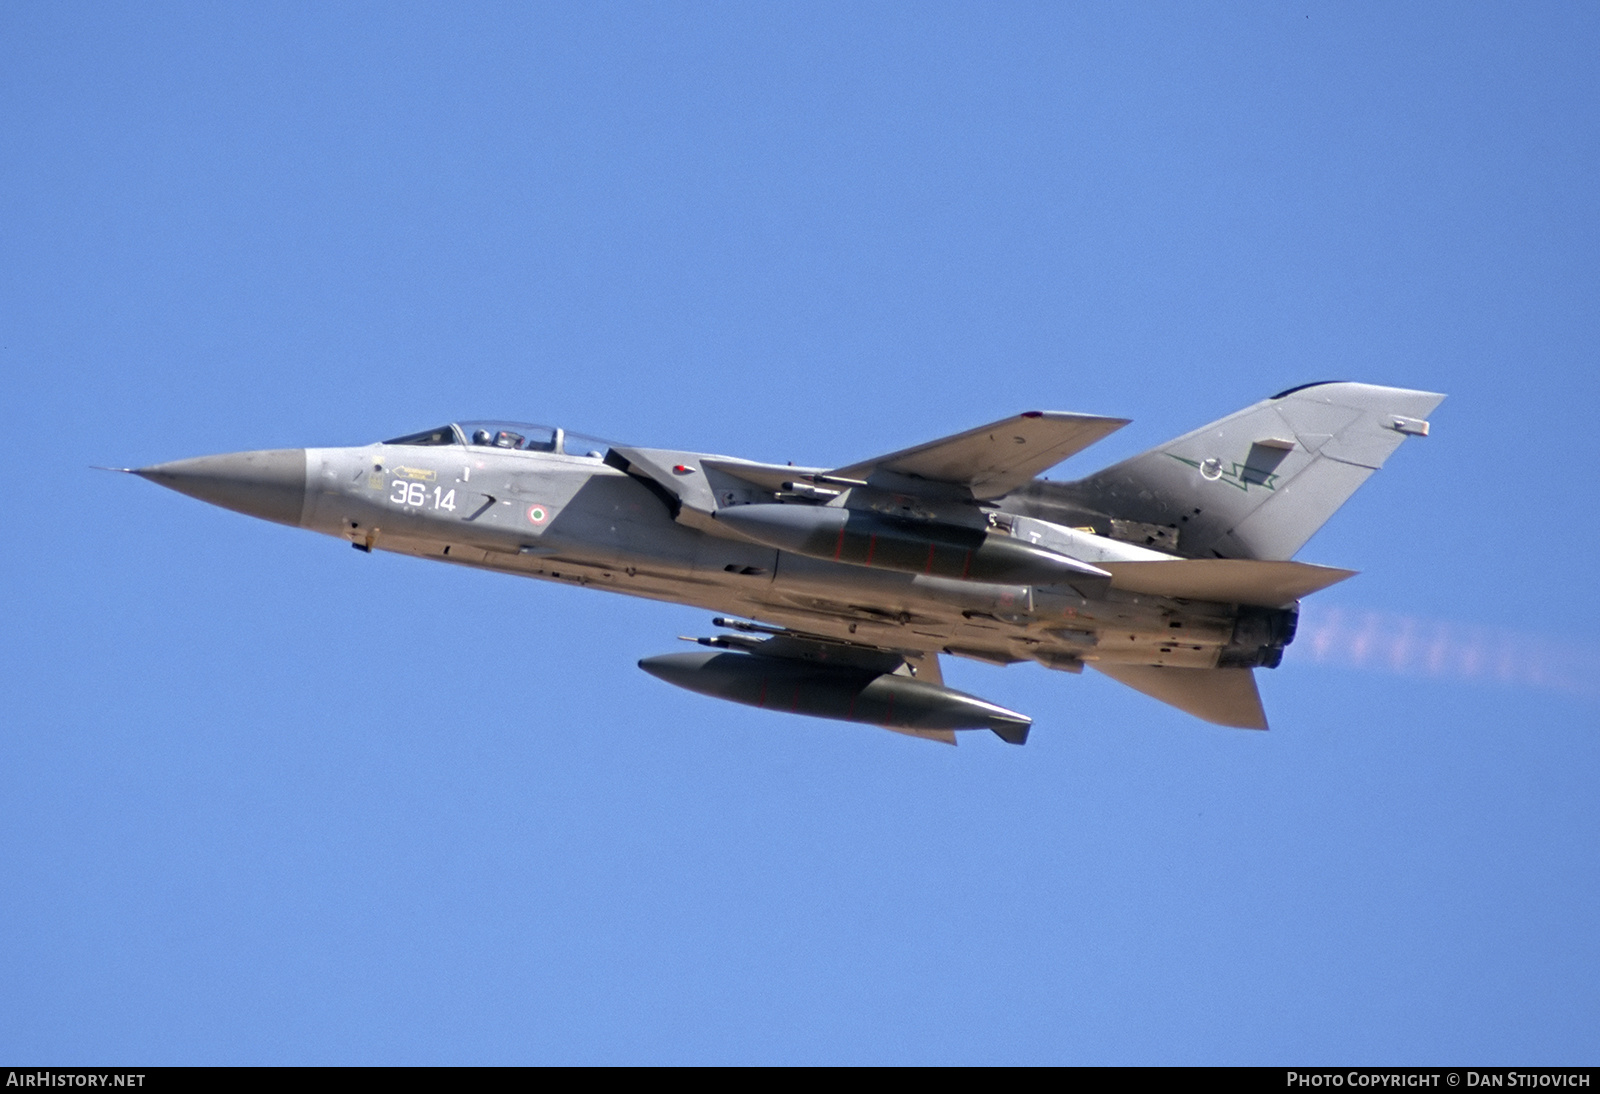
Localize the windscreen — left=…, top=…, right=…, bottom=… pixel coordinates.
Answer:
left=383, top=425, right=460, bottom=446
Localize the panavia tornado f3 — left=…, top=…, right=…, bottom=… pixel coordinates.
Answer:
left=124, top=381, right=1442, bottom=745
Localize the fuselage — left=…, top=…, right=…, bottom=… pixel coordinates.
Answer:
left=261, top=426, right=1288, bottom=676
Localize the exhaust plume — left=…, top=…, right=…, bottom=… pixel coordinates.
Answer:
left=1291, top=606, right=1599, bottom=700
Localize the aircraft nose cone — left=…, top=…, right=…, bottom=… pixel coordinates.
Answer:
left=135, top=449, right=309, bottom=527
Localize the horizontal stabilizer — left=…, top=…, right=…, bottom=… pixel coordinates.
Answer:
left=1101, top=558, right=1355, bottom=607
left=833, top=412, right=1129, bottom=499
left=1094, top=663, right=1268, bottom=729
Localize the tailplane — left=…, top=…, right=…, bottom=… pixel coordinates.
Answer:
left=1093, top=663, right=1268, bottom=729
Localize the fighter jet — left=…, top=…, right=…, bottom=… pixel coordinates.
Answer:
left=123, top=381, right=1442, bottom=745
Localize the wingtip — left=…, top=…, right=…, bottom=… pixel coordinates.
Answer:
left=1021, top=411, right=1132, bottom=426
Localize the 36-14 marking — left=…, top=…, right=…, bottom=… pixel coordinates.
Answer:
left=390, top=481, right=457, bottom=511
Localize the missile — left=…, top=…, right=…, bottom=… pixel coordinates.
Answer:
left=714, top=503, right=1109, bottom=589
left=638, top=650, right=1032, bottom=743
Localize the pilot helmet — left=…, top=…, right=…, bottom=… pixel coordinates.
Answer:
left=471, top=429, right=491, bottom=445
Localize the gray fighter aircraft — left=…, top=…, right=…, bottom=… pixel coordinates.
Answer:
left=123, top=381, right=1441, bottom=745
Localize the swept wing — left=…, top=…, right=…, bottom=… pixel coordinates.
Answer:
left=830, top=411, right=1130, bottom=499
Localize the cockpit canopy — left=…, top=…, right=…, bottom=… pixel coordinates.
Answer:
left=383, top=421, right=612, bottom=459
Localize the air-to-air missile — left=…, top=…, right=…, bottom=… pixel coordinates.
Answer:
left=121, top=383, right=1443, bottom=744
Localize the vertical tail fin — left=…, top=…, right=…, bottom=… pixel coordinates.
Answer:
left=1060, top=382, right=1444, bottom=561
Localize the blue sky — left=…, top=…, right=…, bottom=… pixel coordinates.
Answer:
left=3, top=2, right=1597, bottom=1064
